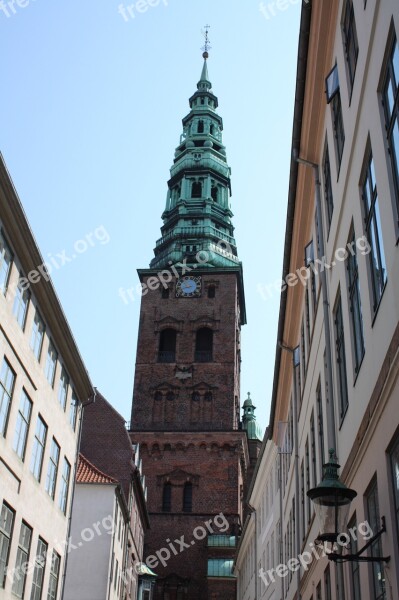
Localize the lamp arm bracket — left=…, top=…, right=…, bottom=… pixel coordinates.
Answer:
left=328, top=517, right=390, bottom=564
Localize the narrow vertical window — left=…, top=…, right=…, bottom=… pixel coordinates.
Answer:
left=191, top=181, right=202, bottom=198
left=0, top=232, right=13, bottom=294
left=12, top=521, right=32, bottom=598
left=30, top=415, right=48, bottom=481
left=30, top=312, right=45, bottom=361
left=365, top=478, right=387, bottom=600
left=13, top=390, right=33, bottom=460
left=342, top=0, right=359, bottom=93
left=45, top=438, right=60, bottom=499
left=317, top=381, right=325, bottom=479
left=158, top=329, right=177, bottom=363
left=13, top=277, right=30, bottom=330
left=0, top=358, right=15, bottom=437
left=45, top=341, right=58, bottom=387
left=324, top=565, right=332, bottom=600
left=388, top=432, right=399, bottom=545
left=323, top=145, right=334, bottom=231
left=305, top=438, right=311, bottom=523
left=162, top=482, right=172, bottom=512
left=58, top=368, right=69, bottom=411
left=347, top=230, right=365, bottom=373
left=361, top=152, right=387, bottom=312
left=382, top=35, right=399, bottom=219
left=69, top=390, right=78, bottom=431
left=59, top=458, right=71, bottom=514
left=300, top=460, right=305, bottom=541
left=310, top=410, right=317, bottom=488
left=326, top=65, right=345, bottom=169
left=183, top=482, right=193, bottom=512
left=47, top=551, right=60, bottom=600
left=334, top=294, right=349, bottom=422
left=0, top=502, right=15, bottom=588
left=30, top=538, right=48, bottom=600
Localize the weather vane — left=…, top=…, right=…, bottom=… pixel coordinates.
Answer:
left=201, top=24, right=211, bottom=59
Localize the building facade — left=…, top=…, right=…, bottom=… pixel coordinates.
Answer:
left=129, top=53, right=262, bottom=599
left=236, top=0, right=399, bottom=599
left=70, top=391, right=151, bottom=600
left=0, top=155, right=93, bottom=599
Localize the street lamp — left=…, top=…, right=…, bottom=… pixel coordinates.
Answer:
left=307, top=449, right=390, bottom=563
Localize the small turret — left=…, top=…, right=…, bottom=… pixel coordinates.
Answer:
left=242, top=393, right=263, bottom=441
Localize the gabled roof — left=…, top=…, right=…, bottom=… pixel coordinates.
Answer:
left=77, top=453, right=118, bottom=485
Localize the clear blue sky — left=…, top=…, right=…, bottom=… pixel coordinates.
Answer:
left=0, top=0, right=301, bottom=430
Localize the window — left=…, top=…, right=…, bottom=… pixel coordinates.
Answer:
left=0, top=231, right=12, bottom=294
left=382, top=35, right=399, bottom=218
left=348, top=514, right=361, bottom=600
left=300, top=460, right=305, bottom=541
left=30, top=415, right=48, bottom=481
left=195, top=328, right=213, bottom=362
left=334, top=293, right=349, bottom=422
left=361, top=151, right=387, bottom=312
left=388, top=432, right=399, bottom=544
left=161, top=288, right=170, bottom=299
left=310, top=410, right=317, bottom=488
left=342, top=0, right=359, bottom=93
left=12, top=521, right=32, bottom=598
left=191, top=181, right=202, bottom=198
left=58, top=368, right=69, bottom=411
left=0, top=502, right=15, bottom=588
left=45, top=341, right=58, bottom=387
left=366, top=478, right=387, bottom=600
left=30, top=538, right=47, bottom=600
left=162, top=482, right=171, bottom=512
left=0, top=358, right=15, bottom=437
left=183, top=482, right=192, bottom=512
left=45, top=438, right=60, bottom=499
left=305, top=438, right=311, bottom=523
left=317, top=382, right=325, bottom=479
left=30, top=312, right=45, bottom=361
left=207, top=559, right=234, bottom=577
left=207, top=535, right=236, bottom=547
left=347, top=230, right=365, bottom=373
left=13, top=390, right=33, bottom=460
left=47, top=551, right=60, bottom=600
left=326, top=65, right=345, bottom=168
left=13, top=277, right=30, bottom=330
left=207, top=285, right=215, bottom=298
left=197, top=120, right=204, bottom=133
left=59, top=458, right=71, bottom=514
left=211, top=186, right=218, bottom=202
left=324, top=565, right=332, bottom=600
left=316, top=582, right=322, bottom=600
left=323, top=145, right=334, bottom=230
left=158, top=329, right=177, bottom=363
left=69, top=391, right=78, bottom=431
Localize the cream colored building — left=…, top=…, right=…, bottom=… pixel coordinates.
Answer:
left=0, top=154, right=93, bottom=599
left=236, top=0, right=399, bottom=599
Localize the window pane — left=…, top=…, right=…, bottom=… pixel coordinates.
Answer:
left=389, top=435, right=399, bottom=544
left=58, top=368, right=69, bottom=411
left=30, top=312, right=45, bottom=361
left=0, top=502, right=15, bottom=589
left=59, top=458, right=71, bottom=514
left=0, top=232, right=13, bottom=294
left=45, top=342, right=58, bottom=386
left=13, top=278, right=30, bottom=329
left=366, top=479, right=387, bottom=600
left=0, top=358, right=15, bottom=437
left=45, top=439, right=60, bottom=499
left=69, top=391, right=78, bottom=430
left=12, top=522, right=32, bottom=598
left=30, top=416, right=48, bottom=481
left=47, top=551, right=60, bottom=600
left=30, top=538, right=48, bottom=600
left=13, top=390, right=33, bottom=460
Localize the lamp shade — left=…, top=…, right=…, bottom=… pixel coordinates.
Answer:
left=307, top=449, right=357, bottom=543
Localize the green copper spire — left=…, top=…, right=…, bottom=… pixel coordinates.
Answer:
left=242, top=393, right=263, bottom=441
left=150, top=47, right=240, bottom=271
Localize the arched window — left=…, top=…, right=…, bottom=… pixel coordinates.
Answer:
left=166, top=391, right=175, bottom=402
left=183, top=482, right=192, bottom=512
left=204, top=391, right=213, bottom=402
left=191, top=181, right=202, bottom=198
left=162, top=482, right=172, bottom=512
left=159, top=329, right=176, bottom=362
left=210, top=124, right=215, bottom=135
left=197, top=120, right=204, bottom=133
left=162, top=288, right=170, bottom=299
left=192, top=391, right=200, bottom=402
left=211, top=186, right=218, bottom=202
left=195, top=328, right=213, bottom=362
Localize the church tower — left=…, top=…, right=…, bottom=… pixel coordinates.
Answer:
left=130, top=41, right=252, bottom=600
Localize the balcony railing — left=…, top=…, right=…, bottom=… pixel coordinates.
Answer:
left=158, top=351, right=176, bottom=363
left=194, top=351, right=213, bottom=363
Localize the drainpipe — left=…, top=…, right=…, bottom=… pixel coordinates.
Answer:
left=60, top=387, right=97, bottom=600
left=294, top=154, right=337, bottom=453
left=247, top=503, right=257, bottom=600
left=278, top=344, right=301, bottom=600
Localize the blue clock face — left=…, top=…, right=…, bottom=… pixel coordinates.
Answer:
left=176, top=276, right=201, bottom=297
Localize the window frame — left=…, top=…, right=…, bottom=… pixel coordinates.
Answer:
left=30, top=311, right=45, bottom=361
left=341, top=0, right=359, bottom=96
left=13, top=276, right=30, bottom=330
left=0, top=501, right=15, bottom=589
left=0, top=230, right=13, bottom=295
left=30, top=537, right=48, bottom=600
left=13, top=389, right=33, bottom=461
left=0, top=357, right=16, bottom=438
left=45, top=341, right=58, bottom=387
left=45, top=438, right=60, bottom=500
left=12, top=520, right=32, bottom=599
left=58, top=458, right=71, bottom=514
left=334, top=292, right=349, bottom=424
left=346, top=228, right=365, bottom=376
left=30, top=415, right=48, bottom=482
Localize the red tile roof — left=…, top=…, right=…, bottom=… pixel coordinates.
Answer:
left=77, top=453, right=118, bottom=484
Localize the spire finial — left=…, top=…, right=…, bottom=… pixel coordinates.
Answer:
left=201, top=24, right=211, bottom=59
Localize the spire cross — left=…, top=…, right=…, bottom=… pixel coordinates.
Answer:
left=201, top=25, right=211, bottom=57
